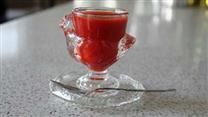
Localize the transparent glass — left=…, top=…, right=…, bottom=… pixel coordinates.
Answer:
left=49, top=7, right=144, bottom=108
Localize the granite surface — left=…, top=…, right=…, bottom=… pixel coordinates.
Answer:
left=0, top=0, right=208, bottom=117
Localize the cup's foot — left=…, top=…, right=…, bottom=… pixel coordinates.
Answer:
left=49, top=72, right=144, bottom=108
left=76, top=73, right=119, bottom=97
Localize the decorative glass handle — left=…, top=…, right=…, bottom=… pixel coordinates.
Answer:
left=60, top=14, right=82, bottom=61
left=117, top=34, right=136, bottom=59
left=60, top=14, right=74, bottom=36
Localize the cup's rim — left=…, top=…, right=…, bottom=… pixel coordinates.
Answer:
left=72, top=7, right=128, bottom=17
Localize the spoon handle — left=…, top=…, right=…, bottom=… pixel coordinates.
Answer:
left=95, top=88, right=176, bottom=92
left=85, top=88, right=176, bottom=96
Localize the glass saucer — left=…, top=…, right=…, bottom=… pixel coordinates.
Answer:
left=49, top=71, right=144, bottom=108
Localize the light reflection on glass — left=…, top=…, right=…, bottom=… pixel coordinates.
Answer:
left=1, top=26, right=18, bottom=59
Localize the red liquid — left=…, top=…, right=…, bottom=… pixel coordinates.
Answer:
left=71, top=11, right=128, bottom=71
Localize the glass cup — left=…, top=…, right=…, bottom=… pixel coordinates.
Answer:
left=50, top=7, right=144, bottom=108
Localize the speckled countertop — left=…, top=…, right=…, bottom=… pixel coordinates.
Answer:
left=0, top=0, right=208, bottom=117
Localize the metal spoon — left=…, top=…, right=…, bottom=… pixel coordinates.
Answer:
left=50, top=80, right=176, bottom=96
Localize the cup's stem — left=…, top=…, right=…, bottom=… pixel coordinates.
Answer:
left=76, top=69, right=119, bottom=91
left=88, top=70, right=109, bottom=81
